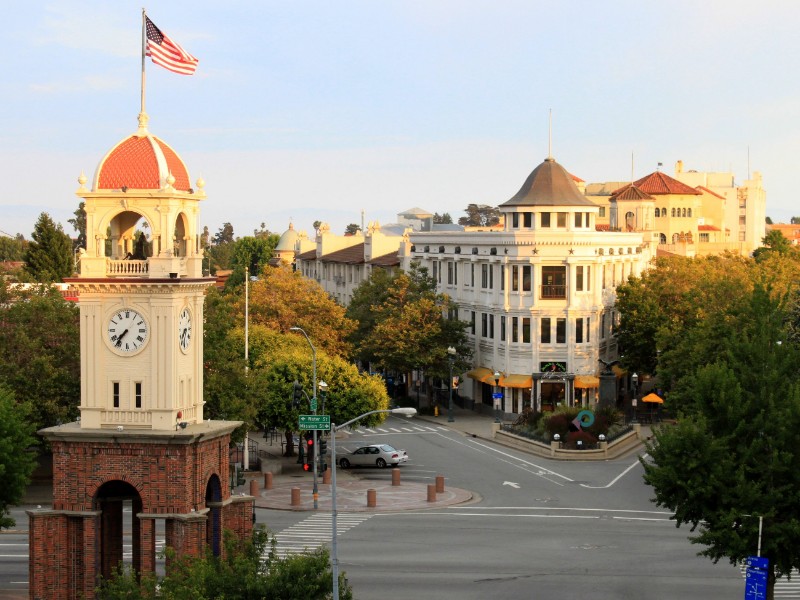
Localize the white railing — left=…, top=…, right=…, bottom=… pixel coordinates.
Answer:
left=100, top=410, right=152, bottom=427
left=107, top=259, right=149, bottom=276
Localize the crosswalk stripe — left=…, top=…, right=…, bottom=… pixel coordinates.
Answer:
left=270, top=513, right=373, bottom=559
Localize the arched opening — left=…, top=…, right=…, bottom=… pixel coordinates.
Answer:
left=173, top=213, right=189, bottom=257
left=205, top=475, right=223, bottom=557
left=625, top=211, right=636, bottom=232
left=94, top=480, right=144, bottom=581
left=107, top=211, right=153, bottom=259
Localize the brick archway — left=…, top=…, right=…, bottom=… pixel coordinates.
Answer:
left=205, top=475, right=223, bottom=557
left=94, top=479, right=145, bottom=582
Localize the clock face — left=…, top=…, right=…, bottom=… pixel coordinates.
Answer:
left=107, top=308, right=149, bottom=354
left=178, top=307, right=192, bottom=352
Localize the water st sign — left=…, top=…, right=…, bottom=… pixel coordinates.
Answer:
left=299, top=414, right=331, bottom=430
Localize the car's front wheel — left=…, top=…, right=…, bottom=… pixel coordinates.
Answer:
left=339, top=458, right=350, bottom=468
left=376, top=458, right=387, bottom=468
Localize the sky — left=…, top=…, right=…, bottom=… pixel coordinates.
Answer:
left=3, top=1, right=800, bottom=241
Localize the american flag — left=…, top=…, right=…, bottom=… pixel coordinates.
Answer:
left=145, top=17, right=198, bottom=75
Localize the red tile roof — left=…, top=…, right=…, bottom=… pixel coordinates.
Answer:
left=611, top=184, right=655, bottom=201
left=295, top=249, right=317, bottom=261
left=628, top=171, right=701, bottom=196
left=319, top=243, right=365, bottom=265
left=696, top=185, right=725, bottom=199
left=698, top=224, right=721, bottom=231
left=370, top=251, right=401, bottom=267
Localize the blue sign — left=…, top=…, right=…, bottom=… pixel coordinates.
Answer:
left=744, top=567, right=767, bottom=599
left=746, top=556, right=769, bottom=571
left=492, top=392, right=503, bottom=399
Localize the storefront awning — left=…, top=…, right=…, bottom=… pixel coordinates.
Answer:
left=466, top=367, right=497, bottom=384
left=500, top=374, right=533, bottom=388
left=573, top=375, right=600, bottom=389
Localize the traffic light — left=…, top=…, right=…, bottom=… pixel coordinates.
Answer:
left=292, top=381, right=303, bottom=408
left=319, top=438, right=328, bottom=472
left=303, top=432, right=315, bottom=472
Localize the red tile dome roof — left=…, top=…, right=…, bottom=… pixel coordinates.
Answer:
left=92, top=129, right=191, bottom=192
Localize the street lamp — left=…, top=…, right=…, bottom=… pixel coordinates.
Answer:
left=318, top=380, right=328, bottom=415
left=290, top=326, right=319, bottom=510
left=447, top=347, right=456, bottom=423
left=493, top=371, right=501, bottom=423
left=331, top=407, right=417, bottom=600
left=631, top=372, right=639, bottom=423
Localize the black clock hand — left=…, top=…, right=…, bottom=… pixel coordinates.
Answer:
left=115, top=328, right=129, bottom=347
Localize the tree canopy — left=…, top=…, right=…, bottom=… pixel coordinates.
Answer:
left=23, top=212, right=74, bottom=282
left=0, top=281, right=80, bottom=429
left=642, top=286, right=800, bottom=597
left=0, top=385, right=39, bottom=530
left=458, top=203, right=500, bottom=227
left=96, top=527, right=354, bottom=599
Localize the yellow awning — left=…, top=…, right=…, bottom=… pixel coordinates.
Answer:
left=642, top=392, right=664, bottom=404
left=500, top=374, right=532, bottom=388
left=574, top=375, right=600, bottom=389
left=466, top=367, right=496, bottom=384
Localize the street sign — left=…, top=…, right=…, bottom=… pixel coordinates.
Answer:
left=299, top=414, right=330, bottom=430
left=492, top=392, right=503, bottom=399
left=745, top=555, right=769, bottom=600
left=746, top=556, right=769, bottom=570
left=310, top=399, right=318, bottom=411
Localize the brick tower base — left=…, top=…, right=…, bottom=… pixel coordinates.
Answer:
left=28, top=421, right=253, bottom=600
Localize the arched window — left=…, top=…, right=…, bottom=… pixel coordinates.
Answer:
left=671, top=208, right=676, bottom=217
left=654, top=208, right=660, bottom=218
left=687, top=208, right=692, bottom=218
left=682, top=208, right=687, bottom=218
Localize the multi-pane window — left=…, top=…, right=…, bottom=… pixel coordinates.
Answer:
left=135, top=382, right=142, bottom=409
left=576, top=265, right=590, bottom=291
left=522, top=317, right=531, bottom=343
left=556, top=318, right=566, bottom=343
left=541, top=266, right=567, bottom=298
left=470, top=264, right=475, bottom=287
left=489, top=315, right=494, bottom=339
left=541, top=212, right=551, bottom=227
left=557, top=213, right=567, bottom=227
left=575, top=212, right=583, bottom=228
left=432, top=261, right=438, bottom=283
left=500, top=316, right=506, bottom=341
left=448, top=261, right=454, bottom=285
left=511, top=266, right=519, bottom=291
left=489, top=264, right=494, bottom=289
left=576, top=318, right=584, bottom=343
left=522, top=266, right=531, bottom=292
left=541, top=318, right=551, bottom=343
left=481, top=264, right=489, bottom=289
left=512, top=317, right=519, bottom=343
left=113, top=382, right=120, bottom=408
left=524, top=212, right=532, bottom=227
left=481, top=313, right=488, bottom=337
left=512, top=213, right=520, bottom=228
left=470, top=311, right=476, bottom=335
left=500, top=265, right=504, bottom=290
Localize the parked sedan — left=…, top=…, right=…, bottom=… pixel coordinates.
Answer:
left=337, top=444, right=409, bottom=469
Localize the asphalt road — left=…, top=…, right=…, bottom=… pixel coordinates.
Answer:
left=3, top=415, right=794, bottom=599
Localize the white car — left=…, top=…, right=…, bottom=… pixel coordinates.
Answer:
left=338, top=444, right=409, bottom=469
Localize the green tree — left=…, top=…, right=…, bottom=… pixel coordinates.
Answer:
left=96, top=527, right=354, bottom=599
left=753, top=229, right=795, bottom=262
left=213, top=222, right=235, bottom=245
left=344, top=223, right=360, bottom=235
left=642, top=286, right=800, bottom=599
left=0, top=234, right=28, bottom=262
left=457, top=203, right=500, bottom=227
left=349, top=262, right=470, bottom=382
left=0, top=281, right=80, bottom=429
left=68, top=201, right=87, bottom=250
left=433, top=212, right=453, bottom=224
left=23, top=212, right=74, bottom=282
left=0, top=385, right=39, bottom=530
left=225, top=235, right=280, bottom=287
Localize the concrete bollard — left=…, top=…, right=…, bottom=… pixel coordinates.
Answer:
left=290, top=487, right=301, bottom=507
left=367, top=488, right=377, bottom=508
left=249, top=479, right=259, bottom=496
left=323, top=468, right=331, bottom=484
left=392, top=468, right=401, bottom=486
left=427, top=484, right=437, bottom=502
left=436, top=475, right=445, bottom=493
left=264, top=472, right=273, bottom=490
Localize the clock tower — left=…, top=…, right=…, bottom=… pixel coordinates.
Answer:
left=28, top=113, right=254, bottom=600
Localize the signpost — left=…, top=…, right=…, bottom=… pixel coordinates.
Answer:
left=492, top=392, right=503, bottom=399
left=744, top=556, right=769, bottom=600
left=299, top=414, right=331, bottom=430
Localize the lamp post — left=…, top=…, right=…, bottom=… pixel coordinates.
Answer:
left=447, top=347, right=456, bottom=422
left=290, top=326, right=318, bottom=510
left=631, top=372, right=639, bottom=423
left=318, top=380, right=328, bottom=415
left=330, top=407, right=417, bottom=600
left=493, top=371, right=501, bottom=423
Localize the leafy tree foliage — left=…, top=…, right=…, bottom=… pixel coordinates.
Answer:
left=224, top=235, right=280, bottom=287
left=68, top=201, right=87, bottom=250
left=0, top=282, right=80, bottom=429
left=0, top=233, right=28, bottom=262
left=344, top=223, right=361, bottom=235
left=615, top=253, right=800, bottom=413
left=458, top=203, right=500, bottom=227
left=433, top=212, right=453, bottom=224
left=642, top=286, right=800, bottom=598
left=96, top=527, right=354, bottom=599
left=213, top=222, right=235, bottom=245
left=753, top=229, right=795, bottom=262
left=0, top=385, right=38, bottom=530
left=347, top=262, right=471, bottom=380
left=23, top=212, right=74, bottom=282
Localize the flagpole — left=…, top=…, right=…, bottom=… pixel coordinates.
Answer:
left=141, top=8, right=146, bottom=116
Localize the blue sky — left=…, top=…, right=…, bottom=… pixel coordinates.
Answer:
left=3, top=1, right=799, bottom=241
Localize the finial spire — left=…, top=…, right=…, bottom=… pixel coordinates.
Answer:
left=548, top=109, right=553, bottom=159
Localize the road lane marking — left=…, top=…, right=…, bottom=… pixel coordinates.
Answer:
left=579, top=458, right=643, bottom=489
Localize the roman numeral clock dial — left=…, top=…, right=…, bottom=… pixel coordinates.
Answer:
left=178, top=307, right=192, bottom=353
left=107, top=308, right=149, bottom=354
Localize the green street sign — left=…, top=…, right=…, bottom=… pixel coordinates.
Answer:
left=299, top=414, right=331, bottom=430
left=310, top=399, right=318, bottom=412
